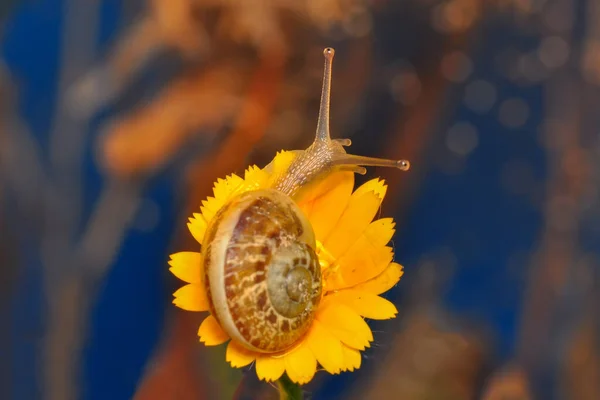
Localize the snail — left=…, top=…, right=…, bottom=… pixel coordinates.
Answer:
left=202, top=48, right=410, bottom=354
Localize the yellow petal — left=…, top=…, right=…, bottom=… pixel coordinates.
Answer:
left=192, top=171, right=258, bottom=240
left=212, top=174, right=244, bottom=200
left=340, top=345, right=361, bottom=372
left=323, top=217, right=396, bottom=290
left=242, top=165, right=269, bottom=192
left=172, top=283, right=209, bottom=311
left=264, top=151, right=298, bottom=187
left=284, top=343, right=317, bottom=384
left=329, top=289, right=398, bottom=320
left=168, top=252, right=203, bottom=284
left=226, top=340, right=256, bottom=368
left=353, top=262, right=404, bottom=295
left=316, top=301, right=373, bottom=350
left=256, top=355, right=286, bottom=382
left=187, top=214, right=207, bottom=245
left=298, top=171, right=354, bottom=241
left=200, top=196, right=220, bottom=223
left=306, top=320, right=344, bottom=374
left=353, top=177, right=388, bottom=199
left=323, top=179, right=387, bottom=259
left=362, top=218, right=396, bottom=248
left=198, top=315, right=230, bottom=346
left=326, top=246, right=394, bottom=291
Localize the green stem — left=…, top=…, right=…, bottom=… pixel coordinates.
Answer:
left=277, top=374, right=304, bottom=400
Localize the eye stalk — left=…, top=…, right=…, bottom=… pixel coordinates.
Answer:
left=315, top=48, right=335, bottom=144
left=273, top=47, right=410, bottom=197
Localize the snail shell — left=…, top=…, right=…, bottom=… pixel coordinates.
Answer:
left=203, top=189, right=322, bottom=353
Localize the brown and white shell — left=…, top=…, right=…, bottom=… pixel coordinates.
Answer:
left=202, top=189, right=322, bottom=353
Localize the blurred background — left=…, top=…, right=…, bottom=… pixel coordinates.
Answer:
left=1, top=0, right=599, bottom=399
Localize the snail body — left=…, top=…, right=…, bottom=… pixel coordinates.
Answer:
left=201, top=48, right=409, bottom=354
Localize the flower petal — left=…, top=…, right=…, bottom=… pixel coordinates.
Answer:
left=242, top=165, right=269, bottom=192
left=168, top=252, right=203, bottom=284
left=200, top=172, right=246, bottom=223
left=284, top=343, right=317, bottom=384
left=362, top=218, right=396, bottom=248
left=200, top=196, right=220, bottom=223
left=298, top=171, right=354, bottom=241
left=226, top=340, right=256, bottom=368
left=323, top=217, right=396, bottom=290
left=353, top=262, right=404, bottom=295
left=212, top=174, right=244, bottom=200
left=306, top=319, right=344, bottom=374
left=323, top=179, right=387, bottom=259
left=256, top=355, right=286, bottom=382
left=329, top=289, right=398, bottom=320
left=353, top=177, right=388, bottom=198
left=263, top=151, right=297, bottom=187
left=340, top=344, right=361, bottom=372
left=316, top=301, right=373, bottom=350
left=326, top=246, right=394, bottom=291
left=172, top=283, right=209, bottom=311
left=198, top=315, right=230, bottom=345
left=187, top=214, right=207, bottom=245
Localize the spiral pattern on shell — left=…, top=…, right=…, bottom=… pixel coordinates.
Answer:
left=202, top=189, right=322, bottom=353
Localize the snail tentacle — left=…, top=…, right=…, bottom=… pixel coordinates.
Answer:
left=272, top=47, right=409, bottom=198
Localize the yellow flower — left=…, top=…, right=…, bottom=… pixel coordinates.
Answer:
left=168, top=150, right=404, bottom=384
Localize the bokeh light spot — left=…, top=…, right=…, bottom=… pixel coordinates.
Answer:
left=446, top=122, right=479, bottom=156
left=464, top=80, right=497, bottom=113
left=498, top=98, right=529, bottom=128
left=442, top=51, right=473, bottom=83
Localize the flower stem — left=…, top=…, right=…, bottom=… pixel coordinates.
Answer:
left=277, top=374, right=303, bottom=400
